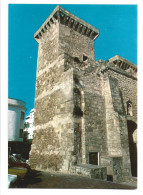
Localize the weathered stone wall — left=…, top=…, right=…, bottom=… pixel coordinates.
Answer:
left=80, top=70, right=107, bottom=164
left=30, top=55, right=74, bottom=171
left=101, top=74, right=130, bottom=181
left=107, top=69, right=137, bottom=119
left=36, top=22, right=59, bottom=73
left=105, top=68, right=137, bottom=178
left=30, top=19, right=75, bottom=172
left=30, top=6, right=137, bottom=182
left=97, top=66, right=137, bottom=181
left=59, top=24, right=95, bottom=61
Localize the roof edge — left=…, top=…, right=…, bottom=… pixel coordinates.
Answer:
left=108, top=55, right=137, bottom=70
left=34, top=5, right=99, bottom=41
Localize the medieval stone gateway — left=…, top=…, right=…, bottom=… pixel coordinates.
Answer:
left=30, top=5, right=137, bottom=183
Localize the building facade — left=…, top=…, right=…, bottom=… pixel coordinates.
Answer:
left=8, top=98, right=27, bottom=153
left=30, top=6, right=137, bottom=182
left=24, top=109, right=35, bottom=142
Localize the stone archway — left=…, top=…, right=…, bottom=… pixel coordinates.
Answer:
left=127, top=120, right=137, bottom=177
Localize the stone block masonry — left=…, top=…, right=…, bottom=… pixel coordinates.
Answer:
left=30, top=5, right=137, bottom=183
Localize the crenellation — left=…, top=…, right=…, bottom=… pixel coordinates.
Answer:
left=34, top=6, right=99, bottom=42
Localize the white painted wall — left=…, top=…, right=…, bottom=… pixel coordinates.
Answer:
left=24, top=109, right=35, bottom=140
left=8, top=98, right=27, bottom=142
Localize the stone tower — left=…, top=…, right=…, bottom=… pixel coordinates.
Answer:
left=30, top=5, right=137, bottom=182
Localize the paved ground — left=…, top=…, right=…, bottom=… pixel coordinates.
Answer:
left=17, top=170, right=137, bottom=189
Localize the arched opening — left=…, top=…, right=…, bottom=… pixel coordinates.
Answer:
left=127, top=120, right=137, bottom=177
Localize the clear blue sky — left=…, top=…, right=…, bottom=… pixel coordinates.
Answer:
left=8, top=4, right=137, bottom=116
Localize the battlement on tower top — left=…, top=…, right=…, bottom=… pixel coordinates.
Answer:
left=109, top=55, right=137, bottom=73
left=34, top=5, right=99, bottom=41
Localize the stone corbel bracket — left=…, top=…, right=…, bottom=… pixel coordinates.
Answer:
left=34, top=5, right=99, bottom=41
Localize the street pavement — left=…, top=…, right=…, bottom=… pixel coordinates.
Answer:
left=18, top=170, right=137, bottom=189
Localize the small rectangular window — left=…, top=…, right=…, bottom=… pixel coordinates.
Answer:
left=89, top=152, right=99, bottom=165
left=19, top=129, right=23, bottom=138
left=21, top=112, right=25, bottom=120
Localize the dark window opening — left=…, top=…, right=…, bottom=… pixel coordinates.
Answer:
left=89, top=152, right=99, bottom=165
left=107, top=175, right=113, bottom=182
left=74, top=57, right=80, bottom=63
left=21, top=112, right=25, bottom=120
left=19, top=129, right=23, bottom=138
left=83, top=55, right=88, bottom=61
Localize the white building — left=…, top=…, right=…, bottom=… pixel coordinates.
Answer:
left=24, top=109, right=35, bottom=141
left=8, top=98, right=27, bottom=142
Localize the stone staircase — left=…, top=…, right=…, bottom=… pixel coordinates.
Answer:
left=70, top=164, right=107, bottom=180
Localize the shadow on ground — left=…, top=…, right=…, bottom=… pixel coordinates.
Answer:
left=17, top=169, right=137, bottom=189
left=18, top=170, right=42, bottom=188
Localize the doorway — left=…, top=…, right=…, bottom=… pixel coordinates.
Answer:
left=127, top=120, right=137, bottom=177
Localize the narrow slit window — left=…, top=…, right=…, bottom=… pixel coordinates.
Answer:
left=19, top=129, right=23, bottom=138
